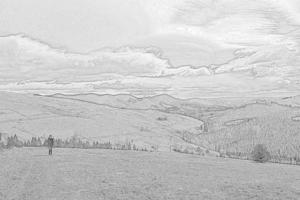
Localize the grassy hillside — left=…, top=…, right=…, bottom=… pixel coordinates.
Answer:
left=0, top=92, right=205, bottom=151
left=1, top=92, right=300, bottom=162
left=198, top=102, right=300, bottom=162
left=49, top=93, right=300, bottom=163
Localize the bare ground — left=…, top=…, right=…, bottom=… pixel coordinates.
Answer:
left=0, top=147, right=299, bottom=200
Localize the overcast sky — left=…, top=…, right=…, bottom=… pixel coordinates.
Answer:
left=0, top=0, right=300, bottom=98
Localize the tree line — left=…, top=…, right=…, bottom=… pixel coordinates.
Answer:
left=0, top=134, right=150, bottom=152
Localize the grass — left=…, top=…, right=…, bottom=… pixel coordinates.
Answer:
left=1, top=147, right=300, bottom=200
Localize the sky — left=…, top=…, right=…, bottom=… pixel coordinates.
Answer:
left=0, top=0, right=300, bottom=98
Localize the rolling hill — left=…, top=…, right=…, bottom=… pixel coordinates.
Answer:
left=0, top=92, right=205, bottom=151
left=47, top=93, right=300, bottom=162
left=1, top=92, right=300, bottom=162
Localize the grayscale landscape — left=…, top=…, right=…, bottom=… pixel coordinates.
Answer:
left=1, top=0, right=300, bottom=199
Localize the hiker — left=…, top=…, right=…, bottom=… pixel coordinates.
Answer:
left=48, top=135, right=54, bottom=155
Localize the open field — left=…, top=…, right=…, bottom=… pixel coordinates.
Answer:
left=1, top=147, right=300, bottom=200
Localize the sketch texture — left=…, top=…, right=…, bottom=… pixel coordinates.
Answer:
left=0, top=0, right=300, bottom=199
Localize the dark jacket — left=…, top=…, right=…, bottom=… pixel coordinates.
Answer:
left=48, top=137, right=54, bottom=148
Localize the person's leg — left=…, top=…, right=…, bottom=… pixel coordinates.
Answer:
left=49, top=148, right=51, bottom=155
left=50, top=148, right=52, bottom=155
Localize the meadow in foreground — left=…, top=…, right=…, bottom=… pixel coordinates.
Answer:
left=0, top=147, right=299, bottom=200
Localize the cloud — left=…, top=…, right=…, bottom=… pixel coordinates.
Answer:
left=0, top=34, right=299, bottom=98
left=168, top=0, right=300, bottom=45
left=161, top=66, right=212, bottom=77
left=136, top=0, right=300, bottom=68
left=0, top=34, right=221, bottom=83
left=213, top=44, right=300, bottom=80
left=1, top=0, right=300, bottom=98
left=0, top=35, right=174, bottom=83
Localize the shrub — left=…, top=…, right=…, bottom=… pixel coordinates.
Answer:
left=251, top=144, right=271, bottom=163
left=157, top=116, right=167, bottom=121
left=183, top=148, right=189, bottom=154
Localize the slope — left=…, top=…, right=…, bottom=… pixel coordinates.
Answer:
left=0, top=92, right=204, bottom=151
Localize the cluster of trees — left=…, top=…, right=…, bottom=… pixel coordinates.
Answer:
left=174, top=124, right=300, bottom=165
left=0, top=134, right=151, bottom=152
left=172, top=130, right=300, bottom=165
left=6, top=134, right=23, bottom=148
left=200, top=118, right=300, bottom=165
left=212, top=144, right=300, bottom=165
left=225, top=143, right=299, bottom=165
left=24, top=137, right=44, bottom=147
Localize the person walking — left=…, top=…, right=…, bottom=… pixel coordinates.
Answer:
left=48, top=135, right=54, bottom=155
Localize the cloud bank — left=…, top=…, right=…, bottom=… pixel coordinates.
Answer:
left=0, top=35, right=171, bottom=82
left=0, top=34, right=299, bottom=98
left=0, top=0, right=300, bottom=98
